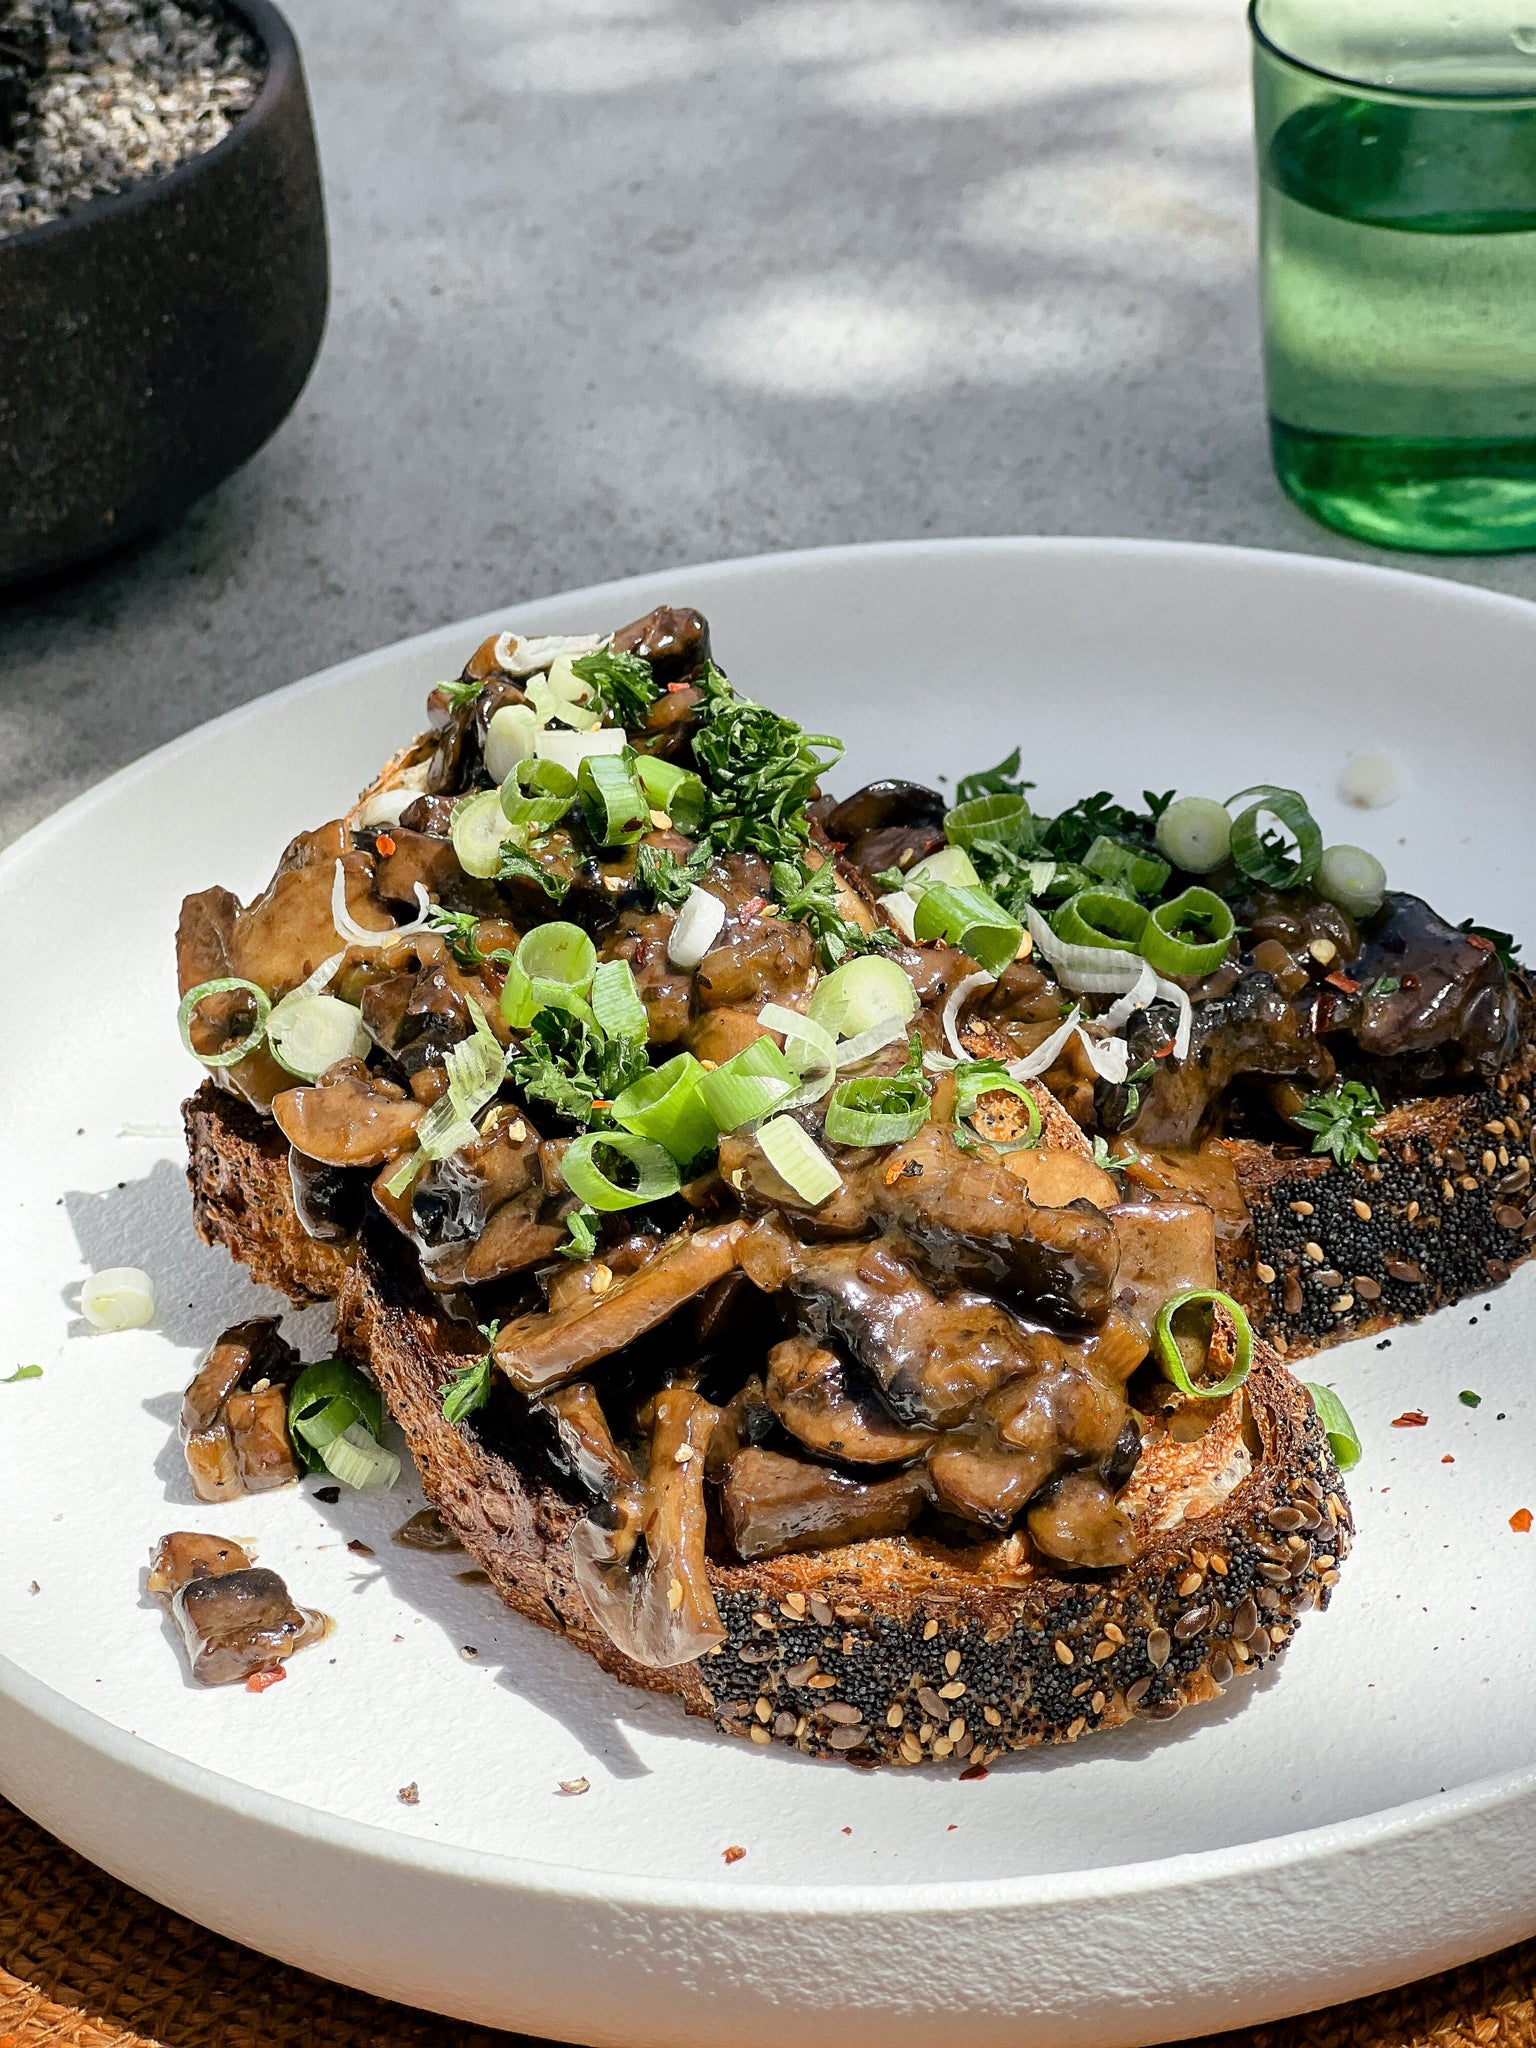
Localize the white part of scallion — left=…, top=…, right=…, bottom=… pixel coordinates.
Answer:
left=534, top=725, right=627, bottom=776
left=484, top=703, right=541, bottom=783
left=1155, top=796, right=1232, bottom=875
left=808, top=955, right=919, bottom=1040
left=1337, top=753, right=1403, bottom=811
left=668, top=886, right=728, bottom=970
left=81, top=1267, right=156, bottom=1332
left=879, top=889, right=918, bottom=942
left=321, top=1420, right=401, bottom=1490
left=266, top=992, right=371, bottom=1081
left=756, top=1117, right=843, bottom=1207
left=1317, top=843, right=1387, bottom=920
left=904, top=845, right=980, bottom=896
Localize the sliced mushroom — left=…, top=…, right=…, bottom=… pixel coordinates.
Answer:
left=765, top=1335, right=935, bottom=1464
left=272, top=1058, right=424, bottom=1168
left=568, top=1384, right=724, bottom=1667
left=181, top=1319, right=301, bottom=1504
left=170, top=1568, right=330, bottom=1687
left=224, top=1386, right=301, bottom=1495
left=288, top=1148, right=367, bottom=1243
left=146, top=1530, right=253, bottom=1598
left=1026, top=1471, right=1136, bottom=1570
left=611, top=604, right=710, bottom=686
left=1108, top=1198, right=1218, bottom=1333
left=718, top=1446, right=928, bottom=1561
left=538, top=1381, right=638, bottom=1501
left=494, top=1221, right=745, bottom=1395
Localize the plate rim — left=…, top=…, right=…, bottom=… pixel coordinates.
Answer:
left=7, top=531, right=1536, bottom=1916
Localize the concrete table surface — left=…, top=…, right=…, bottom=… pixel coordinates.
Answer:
left=3, top=0, right=1532, bottom=849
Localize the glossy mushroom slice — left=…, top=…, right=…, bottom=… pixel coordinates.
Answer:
left=764, top=1335, right=935, bottom=1465
left=718, top=1446, right=929, bottom=1561
left=146, top=1530, right=254, bottom=1597
left=493, top=1221, right=747, bottom=1396
left=272, top=1057, right=424, bottom=1168
left=147, top=1530, right=330, bottom=1687
left=568, top=1384, right=724, bottom=1668
left=180, top=1318, right=303, bottom=1503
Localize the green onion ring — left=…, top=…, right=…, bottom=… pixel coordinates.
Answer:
left=756, top=1116, right=843, bottom=1206
left=1151, top=1288, right=1255, bottom=1400
left=287, top=1359, right=384, bottom=1474
left=943, top=791, right=1034, bottom=852
left=578, top=751, right=650, bottom=847
left=697, top=1036, right=800, bottom=1131
left=911, top=880, right=1024, bottom=977
left=500, top=921, right=598, bottom=1031
left=1227, top=785, right=1323, bottom=890
left=1082, top=835, right=1170, bottom=899
left=1138, top=887, right=1236, bottom=979
left=320, top=1421, right=400, bottom=1491
left=808, top=955, right=919, bottom=1039
left=634, top=754, right=707, bottom=834
left=1053, top=888, right=1149, bottom=953
left=590, top=958, right=649, bottom=1044
left=1303, top=1382, right=1363, bottom=1471
left=177, top=977, right=272, bottom=1069
left=500, top=755, right=577, bottom=830
left=561, top=1130, right=682, bottom=1211
left=954, top=1060, right=1042, bottom=1147
left=452, top=789, right=514, bottom=880
left=823, top=1071, right=930, bottom=1148
left=611, top=1052, right=721, bottom=1165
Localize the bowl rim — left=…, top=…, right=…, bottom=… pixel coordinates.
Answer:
left=0, top=0, right=304, bottom=257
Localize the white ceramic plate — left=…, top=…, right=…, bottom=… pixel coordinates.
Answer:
left=3, top=539, right=1534, bottom=2048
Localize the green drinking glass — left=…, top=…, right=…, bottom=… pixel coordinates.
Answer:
left=1253, top=0, right=1536, bottom=552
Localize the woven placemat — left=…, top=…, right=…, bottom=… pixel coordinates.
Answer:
left=0, top=1795, right=1531, bottom=2048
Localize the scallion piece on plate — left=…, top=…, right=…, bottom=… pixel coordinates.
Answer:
left=1082, top=834, right=1169, bottom=898
left=943, top=791, right=1034, bottom=852
left=611, top=1052, right=721, bottom=1165
left=321, top=1421, right=401, bottom=1491
left=904, top=845, right=981, bottom=895
left=451, top=788, right=514, bottom=880
left=1303, top=1382, right=1363, bottom=1471
left=177, top=977, right=273, bottom=1069
left=1227, top=785, right=1323, bottom=890
left=80, top=1267, right=156, bottom=1331
left=1151, top=1289, right=1255, bottom=1400
left=1316, top=843, right=1387, bottom=920
left=823, top=1068, right=930, bottom=1147
left=414, top=1003, right=508, bottom=1160
left=590, top=958, right=648, bottom=1044
left=561, top=1130, right=682, bottom=1211
left=534, top=725, right=627, bottom=776
left=1155, top=795, right=1232, bottom=875
left=578, top=751, right=650, bottom=847
left=500, top=755, right=577, bottom=831
left=1052, top=887, right=1149, bottom=953
left=697, top=1036, right=800, bottom=1131
left=634, top=754, right=707, bottom=834
left=1138, top=887, right=1235, bottom=979
left=287, top=1360, right=385, bottom=1476
left=500, top=922, right=598, bottom=1031
left=807, top=955, right=919, bottom=1040
left=756, top=1116, right=843, bottom=1205
left=911, top=880, right=1024, bottom=976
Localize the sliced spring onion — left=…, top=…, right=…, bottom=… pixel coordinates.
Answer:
left=415, top=1002, right=508, bottom=1159
left=1023, top=906, right=1192, bottom=1054
left=1227, top=785, right=1323, bottom=890
left=1079, top=1030, right=1132, bottom=1083
left=756, top=1117, right=843, bottom=1205
left=452, top=789, right=515, bottom=880
left=824, top=1069, right=930, bottom=1148
left=1098, top=958, right=1158, bottom=1029
left=1156, top=795, right=1232, bottom=874
left=500, top=755, right=577, bottom=830
left=534, top=725, right=627, bottom=776
left=177, top=977, right=271, bottom=1069
left=1317, top=843, right=1387, bottom=920
left=697, top=1036, right=799, bottom=1131
left=1053, top=888, right=1149, bottom=952
left=1006, top=1004, right=1082, bottom=1080
left=634, top=754, right=707, bottom=834
left=943, top=791, right=1034, bottom=852
left=912, top=880, right=1024, bottom=977
left=611, top=1052, right=721, bottom=1164
left=879, top=888, right=919, bottom=942
left=808, top=955, right=919, bottom=1039
left=832, top=1011, right=910, bottom=1069
left=668, top=886, right=727, bottom=970
left=287, top=1360, right=384, bottom=1474
left=494, top=630, right=605, bottom=677
left=758, top=1002, right=838, bottom=1081
left=1083, top=835, right=1170, bottom=898
left=534, top=654, right=603, bottom=730
left=331, top=859, right=433, bottom=944
left=1303, top=1382, right=1363, bottom=1471
left=500, top=923, right=598, bottom=1032
left=321, top=1421, right=401, bottom=1491
left=1151, top=1289, right=1255, bottom=1400
left=1138, top=886, right=1235, bottom=979
left=80, top=1266, right=156, bottom=1331
left=590, top=958, right=648, bottom=1044
left=484, top=702, right=542, bottom=783
left=905, top=845, right=981, bottom=895
left=954, top=1060, right=1042, bottom=1146
left=266, top=992, right=371, bottom=1080
left=561, top=1130, right=682, bottom=1211
left=941, top=967, right=997, bottom=1060
left=578, top=750, right=650, bottom=846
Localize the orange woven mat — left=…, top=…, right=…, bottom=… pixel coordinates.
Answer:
left=0, top=1794, right=1531, bottom=2048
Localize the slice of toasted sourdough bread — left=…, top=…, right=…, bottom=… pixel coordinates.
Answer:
left=185, top=1082, right=1353, bottom=1767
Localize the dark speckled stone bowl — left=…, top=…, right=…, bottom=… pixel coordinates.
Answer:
left=0, top=0, right=327, bottom=588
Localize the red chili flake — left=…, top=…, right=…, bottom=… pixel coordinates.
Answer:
left=376, top=832, right=397, bottom=857
left=841, top=1825, right=852, bottom=1834
left=722, top=1845, right=747, bottom=1864
left=246, top=1665, right=286, bottom=1694
left=959, top=1764, right=990, bottom=1782
left=1325, top=972, right=1360, bottom=995
left=739, top=895, right=767, bottom=919
left=1511, top=1508, right=1533, bottom=1534
left=1391, top=1410, right=1429, bottom=1427
left=1153, top=1044, right=1176, bottom=1060
left=1441, top=1455, right=1455, bottom=1464
left=397, top=1782, right=420, bottom=1805
left=589, top=1099, right=613, bottom=1112
left=666, top=681, right=692, bottom=694
left=1466, top=934, right=1496, bottom=955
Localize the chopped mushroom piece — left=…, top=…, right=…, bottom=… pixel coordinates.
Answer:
left=719, top=1447, right=929, bottom=1560
left=148, top=1531, right=331, bottom=1685
left=765, top=1335, right=935, bottom=1464
left=272, top=1058, right=425, bottom=1168
left=180, top=1319, right=302, bottom=1503
left=147, top=1530, right=253, bottom=1597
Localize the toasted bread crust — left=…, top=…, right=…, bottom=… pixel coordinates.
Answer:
left=184, top=1082, right=1353, bottom=1765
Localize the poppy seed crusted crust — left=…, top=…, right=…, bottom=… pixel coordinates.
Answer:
left=184, top=1082, right=1352, bottom=1766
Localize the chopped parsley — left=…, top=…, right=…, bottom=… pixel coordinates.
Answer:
left=636, top=843, right=708, bottom=909
left=559, top=1205, right=601, bottom=1260
left=497, top=836, right=572, bottom=904
left=436, top=677, right=484, bottom=712
left=506, top=1009, right=649, bottom=1127
left=956, top=749, right=1035, bottom=805
left=1365, top=974, right=1402, bottom=1000
left=1039, top=790, right=1171, bottom=863
left=769, top=854, right=897, bottom=969
left=1292, top=1079, right=1386, bottom=1166
left=1458, top=919, right=1522, bottom=972
left=424, top=906, right=514, bottom=971
left=691, top=666, right=844, bottom=863
left=1459, top=1389, right=1482, bottom=1408
left=570, top=648, right=658, bottom=729
left=441, top=1320, right=500, bottom=1425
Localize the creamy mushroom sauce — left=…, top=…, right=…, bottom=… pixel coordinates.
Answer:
left=176, top=607, right=1517, bottom=1670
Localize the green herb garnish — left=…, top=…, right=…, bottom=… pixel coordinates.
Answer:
left=424, top=906, right=514, bottom=971
left=442, top=1320, right=500, bottom=1425
left=497, top=836, right=573, bottom=904
left=437, top=677, right=484, bottom=712
left=1292, top=1079, right=1386, bottom=1166
left=770, top=854, right=897, bottom=969
left=3, top=1365, right=41, bottom=1383
left=506, top=1009, right=650, bottom=1127
left=1040, top=791, right=1169, bottom=863
left=1458, top=920, right=1522, bottom=972
left=559, top=1206, right=601, bottom=1260
left=570, top=648, right=658, bottom=729
left=1460, top=1389, right=1482, bottom=1408
left=635, top=844, right=708, bottom=909
left=1365, top=974, right=1402, bottom=999
left=956, top=749, right=1035, bottom=805
left=691, top=667, right=844, bottom=863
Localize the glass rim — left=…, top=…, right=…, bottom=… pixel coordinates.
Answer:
left=1248, top=0, right=1536, bottom=105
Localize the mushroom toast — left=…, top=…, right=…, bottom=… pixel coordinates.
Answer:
left=177, top=606, right=1517, bottom=1764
